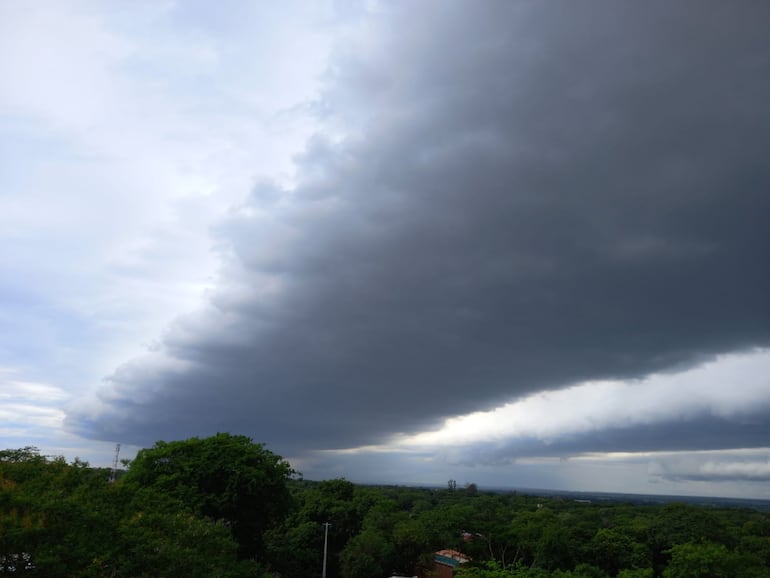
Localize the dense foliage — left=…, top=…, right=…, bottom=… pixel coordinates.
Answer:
left=0, top=437, right=284, bottom=577
left=1, top=437, right=769, bottom=577
left=125, top=433, right=293, bottom=559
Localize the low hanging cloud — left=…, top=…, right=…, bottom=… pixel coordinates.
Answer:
left=694, top=461, right=770, bottom=482
left=68, top=1, right=770, bottom=455
left=648, top=449, right=770, bottom=483
left=394, top=351, right=770, bottom=463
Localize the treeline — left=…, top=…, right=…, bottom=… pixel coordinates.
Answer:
left=1, top=435, right=769, bottom=577
left=0, top=436, right=281, bottom=577
left=278, top=481, right=770, bottom=578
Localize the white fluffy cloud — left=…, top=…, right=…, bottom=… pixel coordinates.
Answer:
left=0, top=0, right=338, bottom=457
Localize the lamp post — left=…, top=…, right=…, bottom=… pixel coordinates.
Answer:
left=322, top=522, right=331, bottom=578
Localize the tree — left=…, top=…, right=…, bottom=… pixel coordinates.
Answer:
left=340, top=528, right=396, bottom=578
left=586, top=528, right=647, bottom=575
left=0, top=447, right=119, bottom=577
left=663, top=541, right=766, bottom=578
left=268, top=478, right=364, bottom=577
left=112, top=505, right=265, bottom=578
left=648, top=503, right=732, bottom=573
left=124, top=433, right=293, bottom=559
left=618, top=569, right=653, bottom=578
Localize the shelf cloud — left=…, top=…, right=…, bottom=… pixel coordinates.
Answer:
left=66, top=1, right=769, bottom=484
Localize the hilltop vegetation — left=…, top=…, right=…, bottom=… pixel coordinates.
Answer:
left=1, top=435, right=769, bottom=577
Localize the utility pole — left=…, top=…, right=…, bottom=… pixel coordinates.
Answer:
left=321, top=522, right=331, bottom=578
left=109, top=443, right=121, bottom=483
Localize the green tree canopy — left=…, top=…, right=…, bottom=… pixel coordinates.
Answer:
left=124, top=433, right=294, bottom=559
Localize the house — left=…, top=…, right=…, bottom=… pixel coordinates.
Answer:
left=418, top=549, right=470, bottom=578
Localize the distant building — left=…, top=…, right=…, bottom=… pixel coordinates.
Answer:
left=435, top=549, right=470, bottom=563
left=418, top=549, right=470, bottom=578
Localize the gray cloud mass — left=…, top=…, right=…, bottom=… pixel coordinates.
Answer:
left=68, top=2, right=770, bottom=457
left=442, top=415, right=770, bottom=466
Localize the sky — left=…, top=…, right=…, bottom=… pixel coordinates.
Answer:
left=1, top=0, right=769, bottom=499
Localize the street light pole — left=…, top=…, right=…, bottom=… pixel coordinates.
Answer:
left=322, top=522, right=331, bottom=578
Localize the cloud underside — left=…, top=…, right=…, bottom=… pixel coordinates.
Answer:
left=68, top=2, right=770, bottom=458
left=654, top=458, right=770, bottom=483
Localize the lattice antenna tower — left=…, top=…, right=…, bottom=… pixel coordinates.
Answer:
left=109, top=443, right=121, bottom=483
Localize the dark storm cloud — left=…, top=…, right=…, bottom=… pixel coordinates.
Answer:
left=69, top=1, right=770, bottom=454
